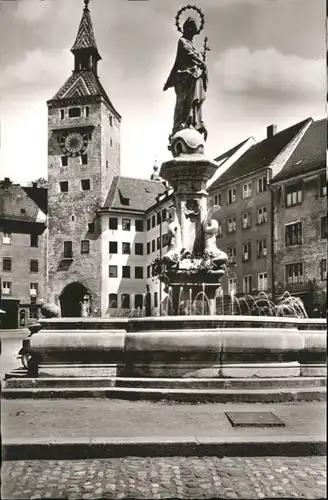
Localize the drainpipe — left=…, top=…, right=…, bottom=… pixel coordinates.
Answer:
left=270, top=184, right=276, bottom=301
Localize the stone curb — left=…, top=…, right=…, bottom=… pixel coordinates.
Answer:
left=2, top=435, right=326, bottom=460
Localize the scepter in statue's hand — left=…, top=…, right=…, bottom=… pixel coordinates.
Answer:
left=202, top=36, right=210, bottom=92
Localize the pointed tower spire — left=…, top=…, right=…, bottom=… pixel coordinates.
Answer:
left=71, top=0, right=101, bottom=74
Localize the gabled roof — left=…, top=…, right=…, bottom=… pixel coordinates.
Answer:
left=272, top=118, right=326, bottom=183
left=0, top=183, right=47, bottom=222
left=214, top=137, right=250, bottom=163
left=103, top=176, right=166, bottom=212
left=210, top=118, right=310, bottom=190
left=71, top=1, right=100, bottom=54
left=49, top=70, right=121, bottom=118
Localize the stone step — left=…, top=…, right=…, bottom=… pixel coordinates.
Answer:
left=1, top=386, right=326, bottom=403
left=4, top=376, right=326, bottom=390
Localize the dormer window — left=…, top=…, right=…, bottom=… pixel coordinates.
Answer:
left=68, top=107, right=81, bottom=118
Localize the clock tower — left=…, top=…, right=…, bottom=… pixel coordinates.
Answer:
left=47, top=0, right=121, bottom=316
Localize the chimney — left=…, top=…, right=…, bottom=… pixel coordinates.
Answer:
left=32, top=182, right=37, bottom=188
left=267, top=124, right=277, bottom=138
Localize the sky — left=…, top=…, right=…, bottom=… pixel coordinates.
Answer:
left=0, top=0, right=325, bottom=183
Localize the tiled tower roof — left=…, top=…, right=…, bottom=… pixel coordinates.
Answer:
left=71, top=0, right=100, bottom=55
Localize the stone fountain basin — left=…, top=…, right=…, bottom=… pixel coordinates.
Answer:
left=24, top=316, right=326, bottom=379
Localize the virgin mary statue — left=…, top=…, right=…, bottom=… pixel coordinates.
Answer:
left=163, top=17, right=208, bottom=140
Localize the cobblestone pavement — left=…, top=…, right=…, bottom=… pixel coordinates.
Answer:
left=2, top=456, right=326, bottom=499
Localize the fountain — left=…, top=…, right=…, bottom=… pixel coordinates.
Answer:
left=3, top=6, right=326, bottom=400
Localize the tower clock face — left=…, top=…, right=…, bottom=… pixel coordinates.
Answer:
left=60, top=131, right=88, bottom=157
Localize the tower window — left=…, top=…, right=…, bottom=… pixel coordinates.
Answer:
left=81, top=154, right=88, bottom=165
left=30, top=233, right=38, bottom=248
left=106, top=160, right=109, bottom=169
left=68, top=107, right=81, bottom=118
left=88, top=222, right=95, bottom=233
left=81, top=240, right=90, bottom=254
left=30, top=259, right=39, bottom=273
left=110, top=138, right=113, bottom=147
left=109, top=116, right=113, bottom=127
left=60, top=181, right=68, bottom=192
left=20, top=208, right=26, bottom=214
left=3, top=257, right=12, bottom=271
left=63, top=241, right=73, bottom=259
left=85, top=106, right=89, bottom=118
left=3, top=232, right=11, bottom=245
left=61, top=156, right=68, bottom=167
left=60, top=109, right=65, bottom=119
left=81, top=179, right=90, bottom=191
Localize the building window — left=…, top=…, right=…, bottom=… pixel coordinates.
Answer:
left=154, top=292, right=158, bottom=308
left=30, top=259, right=39, bottom=273
left=321, top=216, right=327, bottom=239
left=88, top=222, right=95, bottom=233
left=135, top=266, right=144, bottom=279
left=85, top=106, right=89, bottom=118
left=2, top=257, right=12, bottom=271
left=258, top=272, right=268, bottom=291
left=214, top=193, right=222, bottom=206
left=108, top=265, right=118, bottom=278
left=147, top=265, right=151, bottom=278
left=243, top=275, right=252, bottom=294
left=147, top=218, right=151, bottom=231
left=135, top=294, right=143, bottom=309
left=286, top=183, right=302, bottom=206
left=147, top=242, right=150, bottom=254
left=30, top=233, right=38, bottom=247
left=227, top=187, right=236, bottom=204
left=242, top=212, right=251, bottom=229
left=109, top=116, right=113, bottom=127
left=286, top=263, right=304, bottom=284
left=257, top=176, right=267, bottom=194
left=135, top=219, right=144, bottom=232
left=3, top=232, right=11, bottom=244
left=122, top=242, right=131, bottom=254
left=227, top=246, right=236, bottom=264
left=110, top=137, right=113, bottom=147
left=122, top=266, right=130, bottom=278
left=228, top=277, right=237, bottom=294
left=81, top=154, right=88, bottom=165
left=109, top=217, right=118, bottom=230
left=151, top=215, right=156, bottom=228
left=242, top=242, right=251, bottom=262
left=122, top=219, right=131, bottom=231
left=157, top=236, right=161, bottom=250
left=63, top=241, right=73, bottom=258
left=257, top=239, right=267, bottom=258
left=61, top=156, right=68, bottom=167
left=108, top=293, right=117, bottom=308
left=320, top=259, right=327, bottom=281
left=152, top=239, right=155, bottom=252
left=81, top=179, right=90, bottom=191
left=157, top=212, right=161, bottom=225
left=2, top=280, right=12, bottom=295
left=109, top=241, right=118, bottom=254
left=60, top=109, right=65, bottom=119
left=81, top=240, right=90, bottom=254
left=242, top=182, right=252, bottom=199
left=68, top=107, right=81, bottom=118
left=30, top=283, right=38, bottom=297
left=285, top=222, right=302, bottom=246
left=59, top=181, right=68, bottom=192
left=320, top=173, right=327, bottom=197
left=135, top=243, right=143, bottom=255
left=121, top=293, right=130, bottom=309
left=227, top=217, right=237, bottom=233
left=162, top=233, right=169, bottom=247
left=257, top=207, right=267, bottom=224
left=162, top=208, right=167, bottom=221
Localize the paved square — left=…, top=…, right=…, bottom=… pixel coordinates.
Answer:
left=225, top=412, right=285, bottom=427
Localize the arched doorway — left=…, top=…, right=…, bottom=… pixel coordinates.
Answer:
left=59, top=282, right=89, bottom=317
